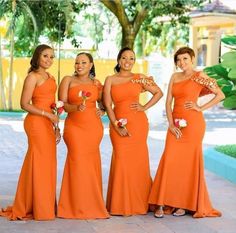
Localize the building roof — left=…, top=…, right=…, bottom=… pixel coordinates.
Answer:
left=190, top=0, right=236, bottom=16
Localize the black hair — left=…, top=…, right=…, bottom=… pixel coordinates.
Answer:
left=174, top=47, right=195, bottom=65
left=28, top=44, right=53, bottom=73
left=114, top=47, right=135, bottom=73
left=76, top=52, right=96, bottom=79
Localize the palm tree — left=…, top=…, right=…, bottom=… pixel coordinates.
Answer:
left=0, top=28, right=6, bottom=110
left=0, top=0, right=38, bottom=110
left=8, top=0, right=38, bottom=110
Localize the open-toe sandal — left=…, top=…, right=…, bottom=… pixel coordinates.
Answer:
left=154, top=207, right=164, bottom=218
left=173, top=208, right=186, bottom=217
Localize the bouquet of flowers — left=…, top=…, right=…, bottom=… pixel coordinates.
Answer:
left=78, top=90, right=91, bottom=105
left=174, top=118, right=187, bottom=129
left=115, top=118, right=128, bottom=129
left=50, top=101, right=64, bottom=144
left=51, top=100, right=65, bottom=116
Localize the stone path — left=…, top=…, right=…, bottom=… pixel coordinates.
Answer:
left=0, top=108, right=236, bottom=233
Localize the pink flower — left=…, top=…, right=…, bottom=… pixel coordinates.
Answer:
left=78, top=90, right=91, bottom=105
left=116, top=118, right=128, bottom=128
left=174, top=118, right=187, bottom=129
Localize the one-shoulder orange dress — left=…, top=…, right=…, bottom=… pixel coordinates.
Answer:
left=106, top=74, right=156, bottom=216
left=148, top=72, right=221, bottom=218
left=57, top=80, right=109, bottom=219
left=0, top=77, right=57, bottom=220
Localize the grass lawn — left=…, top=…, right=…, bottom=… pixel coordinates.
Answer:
left=215, top=144, right=236, bottom=159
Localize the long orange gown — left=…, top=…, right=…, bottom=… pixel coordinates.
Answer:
left=0, top=77, right=57, bottom=220
left=148, top=72, right=221, bottom=218
left=106, top=74, right=156, bottom=216
left=57, top=79, right=109, bottom=219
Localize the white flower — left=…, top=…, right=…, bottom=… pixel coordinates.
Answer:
left=119, top=118, right=127, bottom=126
left=56, top=100, right=64, bottom=108
left=179, top=119, right=187, bottom=127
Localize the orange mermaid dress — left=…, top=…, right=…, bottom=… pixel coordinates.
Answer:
left=106, top=74, right=157, bottom=216
left=148, top=72, right=221, bottom=217
left=0, top=77, right=57, bottom=220
left=57, top=79, right=109, bottom=219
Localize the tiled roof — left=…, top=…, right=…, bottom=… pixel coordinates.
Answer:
left=191, top=0, right=236, bottom=15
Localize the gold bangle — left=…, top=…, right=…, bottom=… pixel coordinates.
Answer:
left=114, top=120, right=118, bottom=126
left=42, top=110, right=45, bottom=116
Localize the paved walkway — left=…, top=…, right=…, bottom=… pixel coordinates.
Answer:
left=0, top=108, right=236, bottom=233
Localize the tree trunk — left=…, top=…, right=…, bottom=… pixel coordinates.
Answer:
left=100, top=0, right=147, bottom=50
left=121, top=26, right=136, bottom=49
left=8, top=30, right=14, bottom=110
left=8, top=0, right=16, bottom=110
left=0, top=35, right=7, bottom=110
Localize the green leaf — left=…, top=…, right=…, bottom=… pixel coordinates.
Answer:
left=217, top=79, right=233, bottom=94
left=228, top=90, right=236, bottom=96
left=221, top=36, right=236, bottom=47
left=204, top=65, right=228, bottom=79
left=228, top=68, right=236, bottom=80
left=221, top=52, right=236, bottom=68
left=223, top=95, right=236, bottom=110
left=217, top=79, right=232, bottom=86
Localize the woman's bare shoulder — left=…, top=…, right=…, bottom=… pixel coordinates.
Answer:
left=170, top=72, right=182, bottom=82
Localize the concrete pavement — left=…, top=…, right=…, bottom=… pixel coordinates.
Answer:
left=0, top=108, right=236, bottom=233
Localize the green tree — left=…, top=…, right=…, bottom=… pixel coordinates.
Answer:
left=0, top=23, right=6, bottom=110
left=0, top=0, right=39, bottom=110
left=0, top=0, right=85, bottom=109
left=100, top=0, right=205, bottom=49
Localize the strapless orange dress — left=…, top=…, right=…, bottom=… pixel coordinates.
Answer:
left=148, top=72, right=221, bottom=217
left=106, top=74, right=156, bottom=216
left=57, top=80, right=109, bottom=219
left=0, top=78, right=57, bottom=220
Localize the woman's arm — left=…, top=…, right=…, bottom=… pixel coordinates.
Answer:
left=95, top=79, right=106, bottom=117
left=58, top=76, right=85, bottom=113
left=103, top=76, right=116, bottom=126
left=20, top=73, right=58, bottom=124
left=130, top=75, right=163, bottom=111
left=184, top=72, right=225, bottom=111
left=166, top=74, right=182, bottom=139
left=103, top=76, right=129, bottom=136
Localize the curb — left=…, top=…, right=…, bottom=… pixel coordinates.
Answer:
left=204, top=147, right=236, bottom=184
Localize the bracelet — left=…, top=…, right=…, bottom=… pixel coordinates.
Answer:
left=41, top=110, right=45, bottom=116
left=114, top=120, right=118, bottom=126
left=99, top=108, right=106, bottom=112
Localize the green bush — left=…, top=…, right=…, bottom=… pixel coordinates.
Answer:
left=215, top=144, right=236, bottom=159
left=204, top=35, right=236, bottom=110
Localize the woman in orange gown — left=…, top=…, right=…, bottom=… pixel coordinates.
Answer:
left=57, top=52, right=109, bottom=219
left=148, top=47, right=225, bottom=218
left=0, top=44, right=59, bottom=220
left=103, top=47, right=163, bottom=216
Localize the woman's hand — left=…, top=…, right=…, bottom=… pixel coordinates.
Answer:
left=77, top=103, right=86, bottom=112
left=96, top=108, right=105, bottom=117
left=169, top=124, right=182, bottom=139
left=130, top=102, right=145, bottom=112
left=184, top=101, right=201, bottom=111
left=46, top=112, right=59, bottom=124
left=55, top=128, right=61, bottom=144
left=114, top=125, right=131, bottom=137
